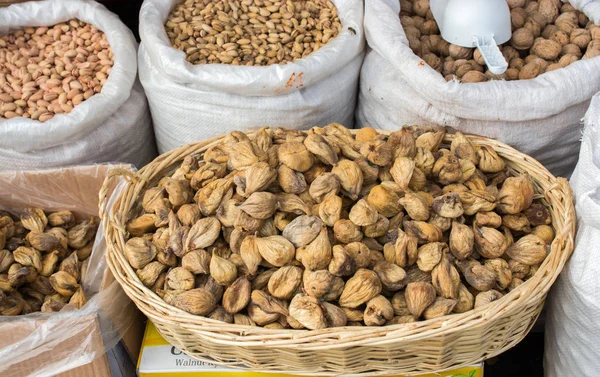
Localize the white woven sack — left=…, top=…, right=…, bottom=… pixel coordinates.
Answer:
left=569, top=0, right=600, bottom=24
left=0, top=0, right=156, bottom=170
left=544, top=91, right=600, bottom=376
left=357, top=0, right=600, bottom=177
left=138, top=0, right=364, bottom=154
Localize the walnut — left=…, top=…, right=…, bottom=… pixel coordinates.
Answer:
left=511, top=28, right=535, bottom=50
left=531, top=38, right=561, bottom=60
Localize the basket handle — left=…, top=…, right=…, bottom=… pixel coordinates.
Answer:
left=98, top=168, right=147, bottom=220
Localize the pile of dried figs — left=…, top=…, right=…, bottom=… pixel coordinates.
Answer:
left=124, top=125, right=553, bottom=329
left=0, top=208, right=98, bottom=315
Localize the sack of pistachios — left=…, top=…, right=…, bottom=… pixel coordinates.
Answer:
left=138, top=0, right=365, bottom=154
left=0, top=0, right=156, bottom=170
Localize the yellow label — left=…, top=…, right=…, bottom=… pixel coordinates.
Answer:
left=138, top=322, right=483, bottom=377
left=143, top=321, right=171, bottom=347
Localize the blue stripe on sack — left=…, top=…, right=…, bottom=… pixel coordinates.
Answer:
left=581, top=0, right=600, bottom=10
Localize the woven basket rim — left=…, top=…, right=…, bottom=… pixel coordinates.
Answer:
left=101, top=128, right=575, bottom=350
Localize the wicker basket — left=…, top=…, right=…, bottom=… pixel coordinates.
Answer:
left=100, top=130, right=575, bottom=376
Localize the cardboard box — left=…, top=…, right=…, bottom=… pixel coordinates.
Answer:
left=108, top=341, right=139, bottom=377
left=138, top=322, right=484, bottom=377
left=0, top=165, right=145, bottom=377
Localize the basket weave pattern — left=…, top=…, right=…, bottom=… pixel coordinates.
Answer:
left=101, top=131, right=575, bottom=376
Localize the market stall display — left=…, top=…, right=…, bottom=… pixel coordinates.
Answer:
left=356, top=0, right=600, bottom=177
left=101, top=126, right=574, bottom=375
left=0, top=0, right=590, bottom=375
left=0, top=0, right=156, bottom=170
left=544, top=91, right=600, bottom=376
left=138, top=0, right=364, bottom=153
left=0, top=164, right=137, bottom=377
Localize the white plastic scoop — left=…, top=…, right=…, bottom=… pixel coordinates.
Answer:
left=430, top=0, right=512, bottom=74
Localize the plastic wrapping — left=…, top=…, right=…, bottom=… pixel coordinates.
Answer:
left=544, top=92, right=600, bottom=376
left=138, top=0, right=365, bottom=153
left=0, top=0, right=156, bottom=170
left=356, top=0, right=600, bottom=177
left=0, top=165, right=137, bottom=377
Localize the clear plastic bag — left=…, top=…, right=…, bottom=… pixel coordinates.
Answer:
left=0, top=164, right=137, bottom=377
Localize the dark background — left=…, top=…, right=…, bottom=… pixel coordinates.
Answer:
left=101, top=1, right=546, bottom=375
left=102, top=0, right=144, bottom=40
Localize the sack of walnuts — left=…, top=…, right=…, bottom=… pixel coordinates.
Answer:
left=545, top=91, right=600, bottom=375
left=138, top=0, right=364, bottom=153
left=0, top=0, right=156, bottom=170
left=0, top=164, right=137, bottom=376
left=356, top=0, right=600, bottom=177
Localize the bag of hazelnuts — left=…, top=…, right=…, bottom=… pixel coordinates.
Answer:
left=357, top=0, right=600, bottom=178
left=0, top=164, right=137, bottom=376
